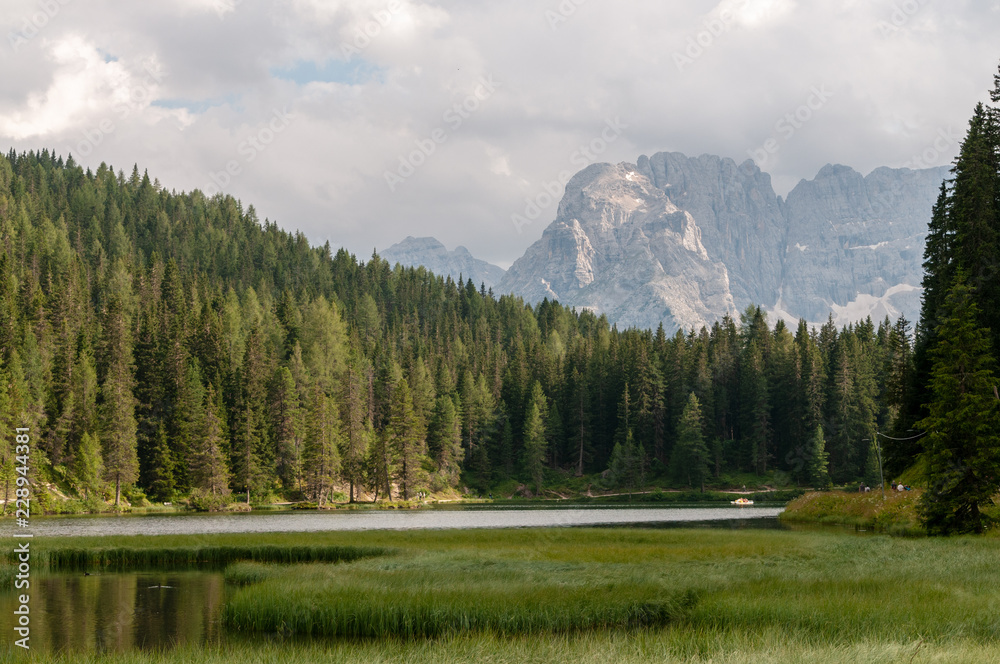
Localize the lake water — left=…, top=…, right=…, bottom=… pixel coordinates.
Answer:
left=19, top=504, right=785, bottom=537
left=1, top=505, right=784, bottom=653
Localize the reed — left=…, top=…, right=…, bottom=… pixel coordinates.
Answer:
left=6, top=543, right=390, bottom=571
left=222, top=558, right=697, bottom=637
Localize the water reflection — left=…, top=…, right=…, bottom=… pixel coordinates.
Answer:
left=0, top=571, right=224, bottom=652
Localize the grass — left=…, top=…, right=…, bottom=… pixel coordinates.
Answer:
left=6, top=527, right=1000, bottom=661
left=217, top=528, right=1000, bottom=643
left=222, top=557, right=695, bottom=637
left=780, top=490, right=924, bottom=534
left=2, top=533, right=391, bottom=572
left=5, top=631, right=1000, bottom=664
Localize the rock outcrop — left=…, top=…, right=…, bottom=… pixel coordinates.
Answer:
left=499, top=152, right=948, bottom=332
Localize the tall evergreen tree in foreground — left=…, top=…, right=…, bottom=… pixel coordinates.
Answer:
left=894, top=61, right=1000, bottom=533
left=917, top=276, right=1000, bottom=534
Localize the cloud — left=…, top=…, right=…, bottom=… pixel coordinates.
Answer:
left=0, top=0, right=997, bottom=269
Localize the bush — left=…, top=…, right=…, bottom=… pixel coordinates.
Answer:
left=123, top=486, right=150, bottom=507
left=188, top=489, right=232, bottom=512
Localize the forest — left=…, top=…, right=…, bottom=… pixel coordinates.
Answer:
left=0, top=148, right=925, bottom=510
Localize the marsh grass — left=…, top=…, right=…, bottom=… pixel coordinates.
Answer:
left=5, top=630, right=1000, bottom=664
left=222, top=555, right=697, bottom=637
left=780, top=490, right=924, bottom=534
left=8, top=527, right=1000, bottom=661
left=6, top=542, right=389, bottom=571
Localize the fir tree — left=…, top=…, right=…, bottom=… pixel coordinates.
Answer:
left=672, top=393, right=710, bottom=492
left=917, top=276, right=1000, bottom=535
left=74, top=431, right=103, bottom=500
left=522, top=381, right=548, bottom=493
left=385, top=377, right=427, bottom=500
left=304, top=384, right=342, bottom=505
left=100, top=261, right=139, bottom=506
left=804, top=425, right=829, bottom=489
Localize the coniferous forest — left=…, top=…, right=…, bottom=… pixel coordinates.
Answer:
left=0, top=149, right=911, bottom=508
left=0, top=66, right=995, bottom=523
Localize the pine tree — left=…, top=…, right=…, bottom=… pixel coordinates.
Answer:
left=917, top=276, right=1000, bottom=534
left=607, top=429, right=645, bottom=497
left=428, top=394, right=462, bottom=488
left=385, top=377, right=427, bottom=500
left=672, top=393, right=710, bottom=491
left=341, top=357, right=372, bottom=501
left=74, top=431, right=103, bottom=500
left=148, top=425, right=176, bottom=501
left=804, top=425, right=830, bottom=489
left=192, top=384, right=230, bottom=496
left=521, top=381, right=548, bottom=493
left=269, top=366, right=303, bottom=493
left=304, top=384, right=342, bottom=505
left=100, top=261, right=139, bottom=506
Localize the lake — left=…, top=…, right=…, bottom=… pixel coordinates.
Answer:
left=20, top=504, right=785, bottom=537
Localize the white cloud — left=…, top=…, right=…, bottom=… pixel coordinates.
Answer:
left=0, top=0, right=997, bottom=268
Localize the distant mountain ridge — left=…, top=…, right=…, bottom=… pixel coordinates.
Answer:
left=385, top=153, right=948, bottom=333
left=380, top=236, right=506, bottom=290
left=499, top=153, right=947, bottom=332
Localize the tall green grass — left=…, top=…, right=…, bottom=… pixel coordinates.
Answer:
left=4, top=630, right=1000, bottom=664
left=222, top=556, right=696, bottom=637
left=780, top=490, right=924, bottom=534
left=5, top=543, right=390, bottom=571
left=9, top=527, right=1000, bottom=661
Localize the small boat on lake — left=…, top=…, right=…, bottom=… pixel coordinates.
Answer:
left=731, top=497, right=753, bottom=505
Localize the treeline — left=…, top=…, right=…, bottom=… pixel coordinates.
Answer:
left=891, top=64, right=1000, bottom=534
left=0, top=149, right=912, bottom=506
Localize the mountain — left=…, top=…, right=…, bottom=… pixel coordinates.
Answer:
left=380, top=236, right=506, bottom=290
left=500, top=152, right=948, bottom=332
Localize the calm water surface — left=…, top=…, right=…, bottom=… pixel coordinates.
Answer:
left=22, top=504, right=784, bottom=537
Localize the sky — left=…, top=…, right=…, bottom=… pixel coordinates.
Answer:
left=1, top=0, right=998, bottom=269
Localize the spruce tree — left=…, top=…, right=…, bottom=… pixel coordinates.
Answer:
left=522, top=381, right=548, bottom=493
left=385, top=377, right=427, bottom=500
left=804, top=425, right=829, bottom=489
left=918, top=276, right=1000, bottom=534
left=672, top=393, right=710, bottom=492
left=100, top=261, right=139, bottom=506
left=304, top=385, right=342, bottom=505
left=191, top=384, right=230, bottom=497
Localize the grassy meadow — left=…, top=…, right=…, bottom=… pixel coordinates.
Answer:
left=4, top=527, right=1000, bottom=662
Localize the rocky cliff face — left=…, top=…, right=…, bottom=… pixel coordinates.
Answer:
left=499, top=152, right=948, bottom=332
left=380, top=236, right=506, bottom=290
left=777, top=163, right=947, bottom=325
left=500, top=161, right=736, bottom=331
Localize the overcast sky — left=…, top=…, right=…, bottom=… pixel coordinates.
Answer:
left=2, top=0, right=998, bottom=268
